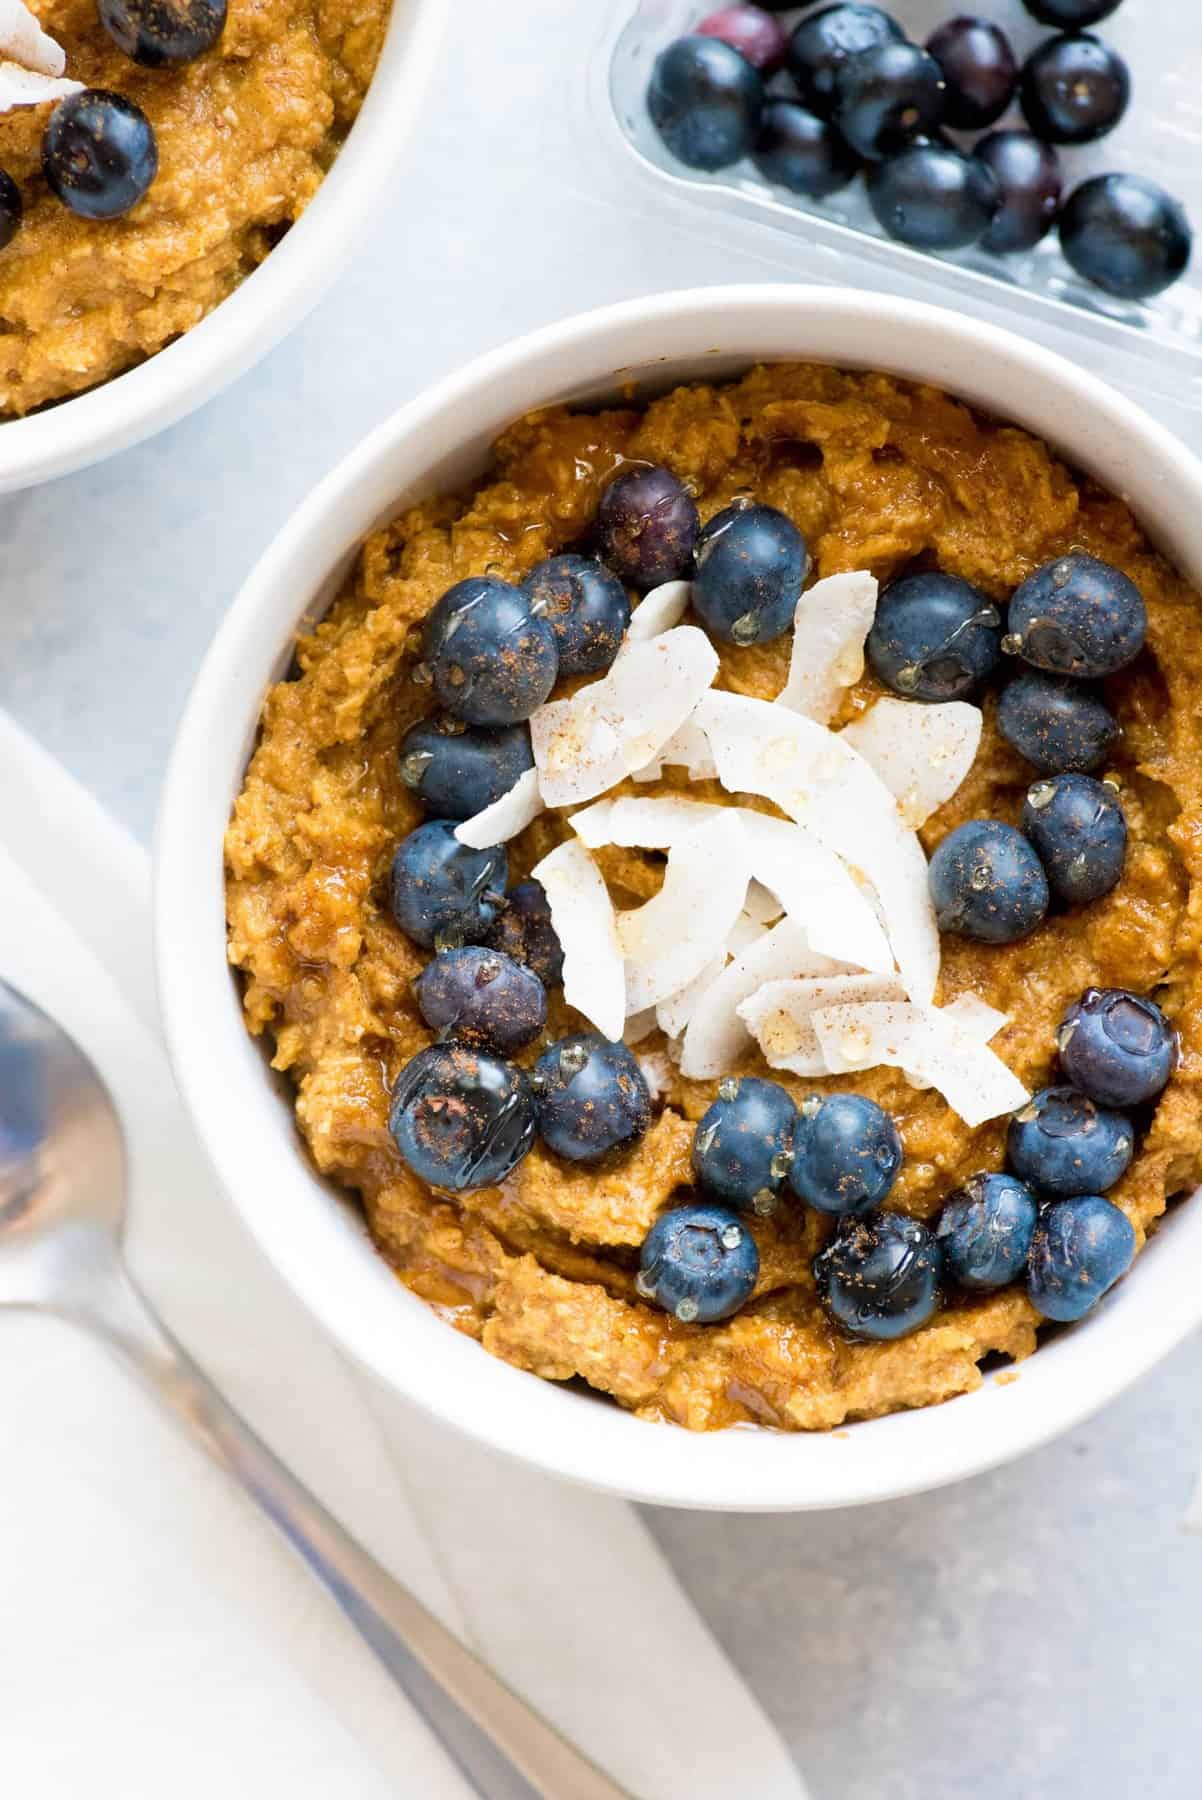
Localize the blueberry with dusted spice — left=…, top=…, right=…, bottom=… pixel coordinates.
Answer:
left=692, top=502, right=807, bottom=646
left=997, top=671, right=1118, bottom=774
left=596, top=465, right=700, bottom=591
left=928, top=819, right=1050, bottom=945
left=534, top=1032, right=651, bottom=1163
left=524, top=554, right=631, bottom=677
left=697, top=5, right=789, bottom=73
left=1006, top=1085, right=1133, bottom=1196
left=867, top=141, right=999, bottom=252
left=1058, top=987, right=1177, bottom=1108
left=388, top=1041, right=536, bottom=1191
left=637, top=1201, right=760, bottom=1324
left=936, top=1173, right=1039, bottom=1291
left=43, top=90, right=158, bottom=221
left=1023, top=0, right=1121, bottom=22
left=1006, top=553, right=1146, bottom=679
left=975, top=132, right=1062, bottom=256
left=0, top=170, right=20, bottom=253
left=752, top=99, right=860, bottom=199
left=398, top=717, right=533, bottom=821
left=867, top=571, right=1002, bottom=702
left=389, top=820, right=507, bottom=950
left=692, top=1075, right=798, bottom=1216
left=832, top=41, right=946, bottom=162
left=647, top=35, right=764, bottom=173
left=789, top=1092, right=902, bottom=1216
left=925, top=17, right=1016, bottom=131
left=1059, top=174, right=1193, bottom=303
left=98, top=0, right=226, bottom=65
left=1019, top=34, right=1129, bottom=147
left=1022, top=773, right=1127, bottom=906
left=484, top=878, right=564, bottom=989
left=421, top=576, right=558, bottom=728
left=814, top=1210, right=942, bottom=1340
left=1026, top=1194, right=1135, bottom=1322
left=414, top=946, right=547, bottom=1054
left=786, top=5, right=904, bottom=117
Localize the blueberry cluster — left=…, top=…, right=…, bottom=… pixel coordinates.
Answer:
left=646, top=2, right=1192, bottom=303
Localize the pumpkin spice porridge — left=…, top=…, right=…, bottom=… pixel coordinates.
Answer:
left=225, top=362, right=1202, bottom=1434
left=0, top=0, right=389, bottom=414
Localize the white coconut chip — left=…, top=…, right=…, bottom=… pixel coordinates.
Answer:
left=625, top=580, right=692, bottom=643
left=695, top=690, right=940, bottom=1004
left=742, top=880, right=783, bottom=926
left=454, top=767, right=544, bottom=848
left=899, top=991, right=1009, bottom=1090
left=637, top=1049, right=677, bottom=1103
left=680, top=917, right=851, bottom=1080
left=566, top=797, right=616, bottom=849
left=738, top=972, right=906, bottom=1077
left=728, top=909, right=771, bottom=953
left=618, top=812, right=749, bottom=1013
left=631, top=714, right=719, bottom=784
left=623, top=1007, right=659, bottom=1046
left=840, top=698, right=982, bottom=829
left=655, top=911, right=769, bottom=1041
left=531, top=625, right=719, bottom=809
left=812, top=1000, right=1028, bottom=1128
left=0, top=0, right=69, bottom=75
left=0, top=60, right=78, bottom=106
left=531, top=839, right=625, bottom=1041
left=735, top=810, right=894, bottom=975
left=589, top=793, right=724, bottom=848
left=776, top=572, right=878, bottom=723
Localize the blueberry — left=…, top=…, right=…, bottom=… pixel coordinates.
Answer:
left=696, top=5, right=789, bottom=73
left=935, top=1173, right=1039, bottom=1291
left=637, top=1201, right=760, bottom=1324
left=421, top=577, right=558, bottom=727
left=1019, top=34, right=1129, bottom=146
left=814, top=1209, right=942, bottom=1340
left=751, top=99, right=860, bottom=198
left=388, top=1042, right=536, bottom=1191
left=833, top=41, right=947, bottom=161
left=596, top=465, right=700, bottom=591
left=928, top=819, right=1049, bottom=944
left=925, top=17, right=1016, bottom=131
left=1006, top=553, right=1146, bottom=678
left=484, top=879, right=564, bottom=989
left=414, top=946, right=546, bottom=1054
left=0, top=169, right=21, bottom=252
left=867, top=141, right=999, bottom=251
left=789, top=1093, right=902, bottom=1216
left=98, top=0, right=226, bottom=65
left=867, top=571, right=1002, bottom=701
left=534, top=1033, right=652, bottom=1163
left=786, top=5, right=904, bottom=117
left=1022, top=773, right=1126, bottom=906
left=1026, top=1194, right=1135, bottom=1322
left=1058, top=987, right=1177, bottom=1108
left=398, top=717, right=533, bottom=821
left=389, top=820, right=507, bottom=950
left=996, top=671, right=1118, bottom=774
left=975, top=131, right=1062, bottom=255
left=692, top=1075, right=798, bottom=1215
left=524, top=554, right=630, bottom=677
left=647, top=34, right=764, bottom=172
left=1023, top=0, right=1121, bottom=22
left=692, top=502, right=807, bottom=646
left=43, top=90, right=158, bottom=221
left=1006, top=1085, right=1133, bottom=1196
left=1059, top=174, right=1192, bottom=303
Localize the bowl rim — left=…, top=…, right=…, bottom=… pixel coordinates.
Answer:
left=155, top=284, right=1202, bottom=1511
left=0, top=0, right=449, bottom=494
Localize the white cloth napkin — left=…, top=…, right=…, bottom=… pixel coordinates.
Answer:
left=0, top=712, right=807, bottom=1800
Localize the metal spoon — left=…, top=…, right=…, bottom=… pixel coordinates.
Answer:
left=0, top=978, right=628, bottom=1800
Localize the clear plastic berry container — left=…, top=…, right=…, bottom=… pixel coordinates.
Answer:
left=586, top=0, right=1202, bottom=415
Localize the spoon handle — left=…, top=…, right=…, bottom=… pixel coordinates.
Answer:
left=66, top=1240, right=629, bottom=1800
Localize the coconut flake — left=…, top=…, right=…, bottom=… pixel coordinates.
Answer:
left=591, top=794, right=724, bottom=848
left=776, top=572, right=878, bottom=723
left=625, top=580, right=692, bottom=643
left=0, top=0, right=69, bottom=76
left=812, top=1001, right=1028, bottom=1127
left=631, top=713, right=718, bottom=784
left=899, top=991, right=1009, bottom=1090
left=637, top=1049, right=676, bottom=1103
left=695, top=690, right=940, bottom=1004
left=738, top=972, right=906, bottom=1077
left=0, top=60, right=78, bottom=106
left=656, top=953, right=727, bottom=1040
left=618, top=812, right=749, bottom=1012
left=454, top=768, right=544, bottom=848
left=567, top=797, right=616, bottom=849
left=623, top=1006, right=659, bottom=1046
left=531, top=625, right=719, bottom=808
left=680, top=918, right=850, bottom=1080
left=742, top=881, right=783, bottom=926
left=736, top=811, right=894, bottom=975
left=840, top=698, right=982, bottom=829
left=531, top=839, right=625, bottom=1041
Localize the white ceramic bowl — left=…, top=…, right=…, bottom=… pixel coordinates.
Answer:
left=156, top=285, right=1202, bottom=1511
left=0, top=0, right=447, bottom=493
